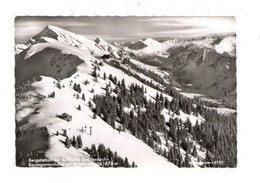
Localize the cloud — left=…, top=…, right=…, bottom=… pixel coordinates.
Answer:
left=15, top=16, right=236, bottom=43
left=84, top=34, right=133, bottom=41
left=134, top=17, right=236, bottom=39
left=15, top=18, right=95, bottom=42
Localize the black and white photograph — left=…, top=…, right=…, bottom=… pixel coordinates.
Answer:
left=15, top=16, right=237, bottom=168
left=2, top=0, right=260, bottom=182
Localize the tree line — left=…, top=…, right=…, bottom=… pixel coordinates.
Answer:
left=85, top=144, right=137, bottom=168
left=90, top=72, right=236, bottom=167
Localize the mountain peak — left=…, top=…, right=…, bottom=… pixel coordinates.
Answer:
left=19, top=25, right=107, bottom=58
left=34, top=25, right=84, bottom=42
left=45, top=24, right=55, bottom=30
left=33, top=25, right=63, bottom=41
left=46, top=24, right=58, bottom=29
left=44, top=25, right=68, bottom=32
left=142, top=37, right=155, bottom=41
left=141, top=38, right=161, bottom=46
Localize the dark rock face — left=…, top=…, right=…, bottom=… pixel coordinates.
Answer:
left=168, top=44, right=236, bottom=100
left=128, top=41, right=147, bottom=50
left=15, top=48, right=83, bottom=85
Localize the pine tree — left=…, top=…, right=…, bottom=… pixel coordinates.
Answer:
left=72, top=136, right=76, bottom=146
left=56, top=82, right=61, bottom=89
left=63, top=129, right=67, bottom=136
left=103, top=72, right=106, bottom=80
left=82, top=93, right=85, bottom=101
left=77, top=135, right=83, bottom=148
left=165, top=97, right=169, bottom=109
left=131, top=161, right=136, bottom=168
left=113, top=151, right=118, bottom=166
left=113, top=76, right=117, bottom=84
left=168, top=147, right=175, bottom=162
left=84, top=80, right=89, bottom=85
left=205, top=150, right=212, bottom=167
left=73, top=83, right=77, bottom=90
left=65, top=136, right=71, bottom=148
left=184, top=151, right=191, bottom=167
left=88, top=100, right=92, bottom=108
left=74, top=140, right=79, bottom=149
left=109, top=74, right=113, bottom=81
left=124, top=157, right=130, bottom=167
left=121, top=79, right=125, bottom=89
left=163, top=148, right=168, bottom=158
left=92, top=69, right=97, bottom=77
left=105, top=85, right=110, bottom=96
left=91, top=144, right=97, bottom=158
left=192, top=146, right=198, bottom=158
left=78, top=84, right=82, bottom=93
left=78, top=105, right=81, bottom=111
left=160, top=93, right=164, bottom=101
left=93, top=113, right=97, bottom=119
left=187, top=118, right=193, bottom=134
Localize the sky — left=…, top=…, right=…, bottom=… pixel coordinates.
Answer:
left=15, top=16, right=236, bottom=43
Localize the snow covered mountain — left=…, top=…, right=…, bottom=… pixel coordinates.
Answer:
left=167, top=44, right=236, bottom=99
left=15, top=26, right=237, bottom=168
left=16, top=25, right=106, bottom=57
left=215, top=36, right=236, bottom=56
left=15, top=25, right=130, bottom=85
left=125, top=35, right=236, bottom=58
left=123, top=35, right=236, bottom=101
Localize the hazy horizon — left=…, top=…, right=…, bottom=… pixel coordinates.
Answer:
left=15, top=16, right=236, bottom=43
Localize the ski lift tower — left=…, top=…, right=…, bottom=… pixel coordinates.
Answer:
left=89, top=126, right=92, bottom=135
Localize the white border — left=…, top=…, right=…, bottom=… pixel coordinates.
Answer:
left=1, top=0, right=260, bottom=183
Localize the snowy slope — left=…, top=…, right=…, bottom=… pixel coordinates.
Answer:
left=15, top=38, right=36, bottom=55
left=17, top=65, right=177, bottom=167
left=15, top=39, right=99, bottom=85
left=15, top=27, right=179, bottom=166
left=215, top=36, right=236, bottom=56
left=16, top=53, right=208, bottom=167
left=126, top=35, right=236, bottom=57
left=15, top=26, right=107, bottom=85
left=21, top=38, right=98, bottom=61
left=16, top=53, right=208, bottom=166
left=33, top=25, right=105, bottom=57
left=95, top=37, right=120, bottom=58
left=129, top=59, right=169, bottom=78
left=16, top=25, right=107, bottom=58
left=126, top=38, right=170, bottom=57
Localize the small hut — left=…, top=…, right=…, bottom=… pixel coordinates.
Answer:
left=101, top=54, right=110, bottom=59
left=58, top=113, right=72, bottom=122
